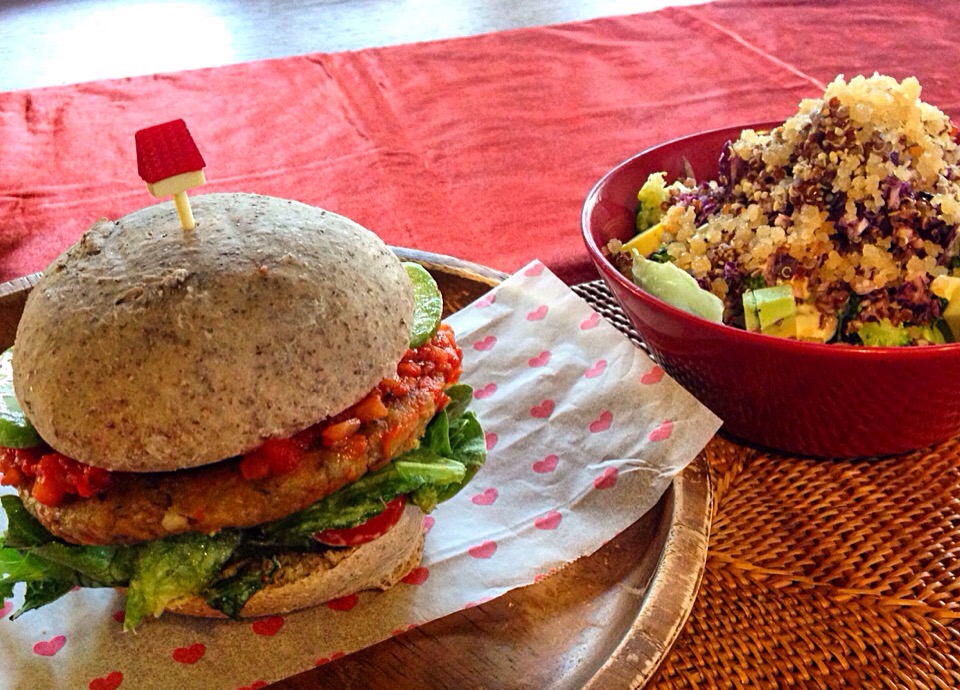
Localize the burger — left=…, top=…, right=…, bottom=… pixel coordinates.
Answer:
left=0, top=193, right=485, bottom=629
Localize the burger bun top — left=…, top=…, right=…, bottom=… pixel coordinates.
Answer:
left=13, top=193, right=415, bottom=472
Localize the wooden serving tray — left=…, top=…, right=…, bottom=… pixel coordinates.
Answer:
left=0, top=249, right=712, bottom=689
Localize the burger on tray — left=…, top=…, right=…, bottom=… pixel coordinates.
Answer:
left=0, top=193, right=485, bottom=629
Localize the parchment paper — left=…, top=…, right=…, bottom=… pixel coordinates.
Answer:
left=0, top=260, right=720, bottom=690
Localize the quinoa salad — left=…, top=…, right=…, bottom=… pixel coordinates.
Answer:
left=609, top=74, right=960, bottom=346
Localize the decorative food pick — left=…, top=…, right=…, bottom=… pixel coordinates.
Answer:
left=135, top=119, right=206, bottom=230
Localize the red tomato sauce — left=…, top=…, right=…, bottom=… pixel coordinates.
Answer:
left=0, top=325, right=463, bottom=507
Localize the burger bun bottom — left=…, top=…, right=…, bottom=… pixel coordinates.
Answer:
left=166, top=504, right=426, bottom=619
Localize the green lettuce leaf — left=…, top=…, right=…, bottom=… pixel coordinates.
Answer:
left=31, top=543, right=135, bottom=586
left=1, top=495, right=56, bottom=548
left=14, top=579, right=74, bottom=619
left=411, top=410, right=485, bottom=511
left=124, top=531, right=240, bottom=631
left=0, top=494, right=132, bottom=604
left=0, top=545, right=78, bottom=617
left=0, top=546, right=76, bottom=586
left=202, top=557, right=279, bottom=619
left=443, top=383, right=473, bottom=420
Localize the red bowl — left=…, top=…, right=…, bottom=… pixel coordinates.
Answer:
left=582, top=124, right=960, bottom=458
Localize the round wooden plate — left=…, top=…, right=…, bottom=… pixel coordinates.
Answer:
left=0, top=249, right=712, bottom=689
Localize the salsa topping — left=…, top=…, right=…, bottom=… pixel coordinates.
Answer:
left=0, top=448, right=111, bottom=507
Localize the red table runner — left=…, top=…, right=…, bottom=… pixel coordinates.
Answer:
left=2, top=0, right=958, bottom=286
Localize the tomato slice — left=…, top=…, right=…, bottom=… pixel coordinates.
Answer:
left=313, top=496, right=407, bottom=547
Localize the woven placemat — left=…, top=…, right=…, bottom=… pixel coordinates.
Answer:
left=572, top=280, right=960, bottom=689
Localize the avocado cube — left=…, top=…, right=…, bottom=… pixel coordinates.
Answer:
left=742, top=290, right=760, bottom=332
left=931, top=275, right=960, bottom=341
left=742, top=284, right=796, bottom=338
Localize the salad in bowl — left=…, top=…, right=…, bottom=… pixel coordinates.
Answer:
left=607, top=74, right=960, bottom=347
left=583, top=73, right=960, bottom=457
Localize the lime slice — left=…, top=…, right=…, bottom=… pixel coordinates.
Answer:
left=404, top=263, right=443, bottom=348
left=0, top=349, right=41, bottom=448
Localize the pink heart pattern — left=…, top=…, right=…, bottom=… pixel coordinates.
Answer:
left=524, top=262, right=545, bottom=277
left=252, top=615, right=284, bottom=636
left=423, top=515, right=435, bottom=532
left=594, top=467, right=619, bottom=490
left=485, top=432, right=498, bottom=450
left=401, top=566, right=430, bottom=586
left=532, top=454, right=559, bottom=473
left=0, top=600, right=11, bottom=617
left=530, top=399, right=555, bottom=419
left=172, top=642, right=205, bottom=664
left=649, top=420, right=674, bottom=442
left=315, top=651, right=345, bottom=666
left=589, top=411, right=613, bottom=433
left=473, top=382, right=497, bottom=399
left=534, top=511, right=562, bottom=530
left=89, top=671, right=124, bottom=690
left=584, top=359, right=607, bottom=379
left=471, top=488, right=499, bottom=505
left=475, top=292, right=496, bottom=308
left=528, top=350, right=551, bottom=367
left=526, top=305, right=548, bottom=321
left=641, top=366, right=665, bottom=384
left=237, top=681, right=268, bottom=690
left=326, top=593, right=359, bottom=612
left=33, top=635, right=65, bottom=657
left=472, top=335, right=496, bottom=351
left=580, top=312, right=601, bottom=330
left=468, top=540, right=498, bottom=559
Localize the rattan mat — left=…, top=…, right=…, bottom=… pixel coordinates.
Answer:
left=573, top=280, right=960, bottom=689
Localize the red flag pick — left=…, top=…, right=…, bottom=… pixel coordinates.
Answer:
left=135, top=119, right=206, bottom=230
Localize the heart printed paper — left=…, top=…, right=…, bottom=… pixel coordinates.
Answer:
left=0, top=260, right=720, bottom=690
